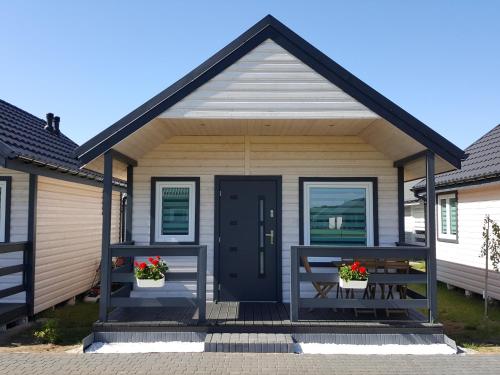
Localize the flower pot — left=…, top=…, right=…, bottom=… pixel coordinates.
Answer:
left=136, top=274, right=165, bottom=288
left=339, top=278, right=368, bottom=289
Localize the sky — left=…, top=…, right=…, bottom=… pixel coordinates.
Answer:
left=0, top=1, right=499, bottom=149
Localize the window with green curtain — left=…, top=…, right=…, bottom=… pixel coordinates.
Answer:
left=309, top=187, right=367, bottom=246
left=440, top=198, right=448, bottom=234
left=449, top=197, right=457, bottom=235
left=161, top=187, right=190, bottom=235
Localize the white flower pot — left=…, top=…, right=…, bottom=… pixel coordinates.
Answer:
left=339, top=278, right=368, bottom=289
left=136, top=274, right=165, bottom=288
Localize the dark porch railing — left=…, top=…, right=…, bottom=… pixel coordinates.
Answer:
left=102, top=244, right=207, bottom=322
left=0, top=241, right=33, bottom=321
left=290, top=245, right=431, bottom=322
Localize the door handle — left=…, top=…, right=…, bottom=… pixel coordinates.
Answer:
left=265, top=230, right=274, bottom=245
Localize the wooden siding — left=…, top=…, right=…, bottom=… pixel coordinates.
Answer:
left=130, top=135, right=398, bottom=301
left=436, top=184, right=500, bottom=299
left=404, top=203, right=425, bottom=244
left=160, top=39, right=378, bottom=120
left=33, top=177, right=121, bottom=313
left=0, top=168, right=29, bottom=304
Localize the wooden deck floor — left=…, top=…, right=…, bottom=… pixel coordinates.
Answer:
left=96, top=302, right=437, bottom=334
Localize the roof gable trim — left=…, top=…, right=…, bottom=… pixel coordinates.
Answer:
left=76, top=15, right=465, bottom=168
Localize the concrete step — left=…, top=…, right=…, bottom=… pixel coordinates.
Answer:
left=204, top=333, right=295, bottom=353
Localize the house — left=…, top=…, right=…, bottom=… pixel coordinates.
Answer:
left=75, top=16, right=465, bottom=350
left=0, top=99, right=124, bottom=328
left=410, top=124, right=500, bottom=301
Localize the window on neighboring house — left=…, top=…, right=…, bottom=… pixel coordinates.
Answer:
left=0, top=178, right=10, bottom=243
left=301, top=179, right=376, bottom=249
left=153, top=179, right=199, bottom=243
left=437, top=193, right=458, bottom=242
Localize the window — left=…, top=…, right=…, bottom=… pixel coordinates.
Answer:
left=153, top=178, right=199, bottom=243
left=437, top=193, right=458, bottom=242
left=302, top=179, right=376, bottom=247
left=0, top=177, right=11, bottom=243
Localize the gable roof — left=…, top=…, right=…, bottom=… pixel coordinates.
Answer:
left=414, top=124, right=500, bottom=191
left=0, top=98, right=124, bottom=186
left=75, top=15, right=465, bottom=167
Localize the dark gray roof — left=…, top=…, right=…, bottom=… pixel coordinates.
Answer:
left=414, top=124, right=500, bottom=190
left=0, top=98, right=122, bottom=185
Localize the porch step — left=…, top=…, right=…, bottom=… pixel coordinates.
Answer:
left=204, top=333, right=295, bottom=353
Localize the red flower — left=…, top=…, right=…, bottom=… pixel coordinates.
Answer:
left=134, top=261, right=139, bottom=267
left=152, top=259, right=159, bottom=266
left=351, top=263, right=358, bottom=271
left=139, top=262, right=147, bottom=270
left=354, top=261, right=360, bottom=267
left=148, top=257, right=154, bottom=263
left=359, top=266, right=367, bottom=274
left=156, top=256, right=160, bottom=260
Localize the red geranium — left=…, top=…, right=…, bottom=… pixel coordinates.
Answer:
left=134, top=256, right=169, bottom=281
left=339, top=261, right=369, bottom=282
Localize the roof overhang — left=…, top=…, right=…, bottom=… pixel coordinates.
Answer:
left=75, top=15, right=465, bottom=173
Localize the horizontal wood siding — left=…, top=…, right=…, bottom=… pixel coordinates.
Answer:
left=34, top=177, right=121, bottom=313
left=160, top=39, right=378, bottom=120
left=0, top=168, right=29, bottom=303
left=131, top=135, right=398, bottom=301
left=436, top=184, right=500, bottom=299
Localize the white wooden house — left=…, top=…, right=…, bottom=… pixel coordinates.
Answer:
left=410, top=125, right=500, bottom=301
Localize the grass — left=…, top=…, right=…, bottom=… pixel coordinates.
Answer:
left=411, top=282, right=500, bottom=348
left=5, top=300, right=99, bottom=347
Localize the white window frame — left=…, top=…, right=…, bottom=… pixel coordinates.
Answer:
left=155, top=181, right=196, bottom=243
left=0, top=180, right=6, bottom=242
left=303, top=181, right=374, bottom=247
left=437, top=193, right=458, bottom=241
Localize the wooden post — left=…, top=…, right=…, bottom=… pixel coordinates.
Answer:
left=397, top=166, right=405, bottom=244
left=290, top=246, right=300, bottom=322
left=125, top=165, right=133, bottom=243
left=425, top=151, right=437, bottom=323
left=99, top=151, right=113, bottom=322
left=197, top=245, right=207, bottom=322
left=25, top=174, right=37, bottom=317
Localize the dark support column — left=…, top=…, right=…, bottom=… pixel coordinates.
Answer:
left=25, top=174, right=37, bottom=317
left=290, top=246, right=300, bottom=322
left=99, top=151, right=113, bottom=322
left=197, top=246, right=207, bottom=322
left=425, top=151, right=437, bottom=322
left=125, top=165, right=133, bottom=243
left=397, top=166, right=405, bottom=244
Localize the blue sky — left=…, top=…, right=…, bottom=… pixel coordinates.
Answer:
left=1, top=1, right=499, bottom=148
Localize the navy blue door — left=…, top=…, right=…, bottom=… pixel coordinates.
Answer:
left=217, top=177, right=279, bottom=302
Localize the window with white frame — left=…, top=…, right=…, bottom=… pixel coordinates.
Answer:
left=0, top=180, right=7, bottom=242
left=437, top=193, right=458, bottom=241
left=302, top=180, right=375, bottom=248
left=155, top=180, right=196, bottom=243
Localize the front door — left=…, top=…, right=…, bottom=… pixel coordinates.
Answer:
left=216, top=176, right=280, bottom=302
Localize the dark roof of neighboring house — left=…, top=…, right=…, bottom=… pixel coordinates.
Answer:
left=75, top=14, right=465, bottom=168
left=414, top=124, right=500, bottom=191
left=0, top=98, right=124, bottom=185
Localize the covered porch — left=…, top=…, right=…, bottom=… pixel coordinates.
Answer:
left=74, top=16, right=465, bottom=334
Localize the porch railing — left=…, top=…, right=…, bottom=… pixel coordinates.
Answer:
left=290, top=245, right=430, bottom=322
left=0, top=241, right=33, bottom=318
left=106, top=244, right=207, bottom=321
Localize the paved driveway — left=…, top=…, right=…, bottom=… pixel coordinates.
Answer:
left=1, top=353, right=499, bottom=374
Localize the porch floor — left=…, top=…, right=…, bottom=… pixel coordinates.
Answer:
left=95, top=302, right=440, bottom=334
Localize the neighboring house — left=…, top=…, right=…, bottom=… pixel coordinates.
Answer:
left=75, top=15, right=465, bottom=343
left=411, top=125, right=500, bottom=301
left=0, top=99, right=124, bottom=327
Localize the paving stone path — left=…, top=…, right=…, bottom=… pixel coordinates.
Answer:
left=1, top=352, right=500, bottom=374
